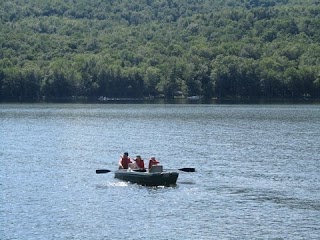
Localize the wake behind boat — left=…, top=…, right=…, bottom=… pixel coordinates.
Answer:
left=114, top=165, right=179, bottom=186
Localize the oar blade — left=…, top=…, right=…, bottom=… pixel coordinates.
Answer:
left=96, top=169, right=111, bottom=174
left=178, top=168, right=195, bottom=172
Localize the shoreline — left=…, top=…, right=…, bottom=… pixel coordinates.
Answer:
left=1, top=97, right=320, bottom=105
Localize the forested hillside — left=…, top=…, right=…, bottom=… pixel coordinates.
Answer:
left=1, top=0, right=320, bottom=102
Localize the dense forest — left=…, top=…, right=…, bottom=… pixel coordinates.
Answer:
left=0, top=0, right=320, bottom=102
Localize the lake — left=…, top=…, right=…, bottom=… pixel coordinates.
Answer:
left=1, top=103, right=319, bottom=239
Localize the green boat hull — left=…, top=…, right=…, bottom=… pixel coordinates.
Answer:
left=114, top=170, right=179, bottom=186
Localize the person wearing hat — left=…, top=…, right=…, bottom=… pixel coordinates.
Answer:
left=148, top=156, right=160, bottom=170
left=119, top=152, right=132, bottom=169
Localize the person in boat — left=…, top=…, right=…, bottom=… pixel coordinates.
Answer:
left=148, top=156, right=160, bottom=170
left=119, top=152, right=132, bottom=169
left=134, top=155, right=145, bottom=170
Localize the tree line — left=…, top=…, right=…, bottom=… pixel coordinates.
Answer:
left=0, top=0, right=319, bottom=102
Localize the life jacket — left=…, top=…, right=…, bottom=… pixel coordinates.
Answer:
left=148, top=159, right=159, bottom=169
left=135, top=159, right=145, bottom=169
left=121, top=157, right=131, bottom=169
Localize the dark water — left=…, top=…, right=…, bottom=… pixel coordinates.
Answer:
left=1, top=104, right=319, bottom=239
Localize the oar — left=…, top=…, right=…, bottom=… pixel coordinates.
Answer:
left=178, top=168, right=195, bottom=172
left=96, top=168, right=195, bottom=174
left=96, top=169, right=111, bottom=174
left=165, top=168, right=196, bottom=172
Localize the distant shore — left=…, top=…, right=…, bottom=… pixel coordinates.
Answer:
left=1, top=96, right=319, bottom=104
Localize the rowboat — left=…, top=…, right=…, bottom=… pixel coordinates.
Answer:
left=96, top=166, right=194, bottom=186
left=114, top=165, right=179, bottom=186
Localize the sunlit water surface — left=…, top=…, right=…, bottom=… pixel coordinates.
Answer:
left=1, top=104, right=319, bottom=239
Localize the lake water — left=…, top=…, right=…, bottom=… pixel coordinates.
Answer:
left=0, top=103, right=319, bottom=239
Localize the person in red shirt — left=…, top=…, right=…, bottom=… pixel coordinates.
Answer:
left=148, top=156, right=160, bottom=170
left=119, top=152, right=132, bottom=169
left=134, top=155, right=145, bottom=170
